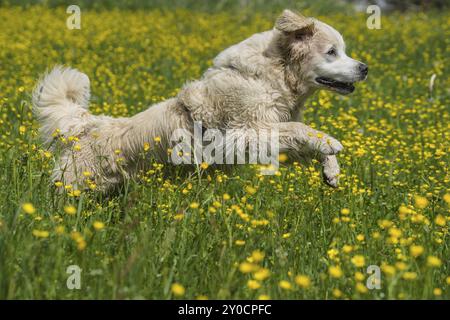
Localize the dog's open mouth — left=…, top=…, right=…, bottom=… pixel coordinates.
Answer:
left=315, top=77, right=355, bottom=94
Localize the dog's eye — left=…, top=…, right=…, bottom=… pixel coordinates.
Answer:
left=326, top=48, right=336, bottom=56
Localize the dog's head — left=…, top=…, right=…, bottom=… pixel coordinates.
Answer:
left=275, top=10, right=368, bottom=95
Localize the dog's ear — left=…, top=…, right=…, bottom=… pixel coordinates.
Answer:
left=275, top=9, right=315, bottom=40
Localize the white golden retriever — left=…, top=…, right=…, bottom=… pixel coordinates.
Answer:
left=33, top=10, right=367, bottom=192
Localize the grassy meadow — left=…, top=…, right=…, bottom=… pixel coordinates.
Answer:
left=0, top=2, right=449, bottom=299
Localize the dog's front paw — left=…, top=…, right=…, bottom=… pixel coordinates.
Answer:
left=322, top=155, right=340, bottom=188
left=305, top=132, right=343, bottom=156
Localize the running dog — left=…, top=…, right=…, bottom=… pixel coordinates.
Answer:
left=32, top=10, right=368, bottom=192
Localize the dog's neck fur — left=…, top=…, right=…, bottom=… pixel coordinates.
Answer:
left=266, top=31, right=315, bottom=98
left=261, top=30, right=318, bottom=121
left=210, top=29, right=316, bottom=122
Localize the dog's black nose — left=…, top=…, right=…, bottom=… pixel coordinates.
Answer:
left=359, top=63, right=368, bottom=76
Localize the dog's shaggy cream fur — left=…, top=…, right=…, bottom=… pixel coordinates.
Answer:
left=33, top=10, right=367, bottom=192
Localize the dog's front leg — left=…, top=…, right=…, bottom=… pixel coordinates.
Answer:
left=321, top=155, right=340, bottom=188
left=261, top=122, right=343, bottom=186
left=272, top=122, right=343, bottom=157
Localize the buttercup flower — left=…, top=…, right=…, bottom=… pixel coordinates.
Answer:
left=329, top=266, right=343, bottom=278
left=171, top=283, right=185, bottom=296
left=295, top=275, right=311, bottom=288
left=22, top=203, right=36, bottom=215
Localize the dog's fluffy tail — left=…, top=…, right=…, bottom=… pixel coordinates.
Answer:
left=32, top=66, right=91, bottom=143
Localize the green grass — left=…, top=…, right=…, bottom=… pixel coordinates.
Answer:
left=0, top=3, right=448, bottom=299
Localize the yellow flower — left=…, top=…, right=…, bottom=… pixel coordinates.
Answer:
left=251, top=250, right=265, bottom=262
left=171, top=283, right=185, bottom=296
left=395, top=262, right=407, bottom=271
left=71, top=231, right=83, bottom=241
left=32, top=229, right=49, bottom=238
left=354, top=272, right=365, bottom=281
left=342, top=245, right=353, bottom=253
left=43, top=151, right=52, bottom=158
left=434, top=214, right=446, bottom=227
left=54, top=181, right=63, bottom=188
left=388, top=227, right=402, bottom=238
left=70, top=231, right=87, bottom=250
left=189, top=202, right=199, bottom=209
left=427, top=256, right=442, bottom=268
left=258, top=294, right=270, bottom=300
left=433, top=288, right=442, bottom=296
left=414, top=195, right=429, bottom=209
left=55, top=225, right=65, bottom=234
left=332, top=288, right=342, bottom=298
left=402, top=272, right=418, bottom=280
left=445, top=276, right=450, bottom=285
left=22, top=203, right=36, bottom=214
left=77, top=239, right=87, bottom=251
left=196, top=295, right=208, bottom=300
left=443, top=193, right=450, bottom=204
left=143, top=142, right=150, bottom=151
left=247, top=279, right=261, bottom=290
left=278, top=153, right=288, bottom=163
left=174, top=213, right=184, bottom=220
left=253, top=268, right=270, bottom=281
left=378, top=219, right=393, bottom=229
left=355, top=282, right=368, bottom=294
left=282, top=233, right=291, bottom=239
left=200, top=162, right=209, bottom=170
left=245, top=186, right=257, bottom=195
left=235, top=240, right=245, bottom=246
left=223, top=193, right=231, bottom=200
left=329, top=265, right=343, bottom=278
left=356, top=234, right=365, bottom=242
left=239, top=262, right=258, bottom=273
left=93, top=221, right=105, bottom=230
left=409, top=245, right=424, bottom=258
left=294, top=275, right=311, bottom=288
left=278, top=280, right=292, bottom=290
left=154, top=136, right=161, bottom=143
left=398, top=205, right=410, bottom=215
left=82, top=171, right=91, bottom=177
left=351, top=255, right=366, bottom=268
left=327, top=248, right=339, bottom=259
left=64, top=205, right=77, bottom=215
left=341, top=208, right=350, bottom=215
